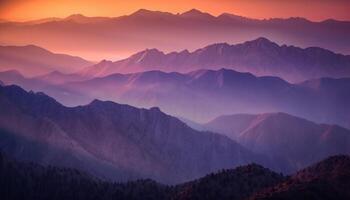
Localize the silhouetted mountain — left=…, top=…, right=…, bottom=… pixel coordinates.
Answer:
left=1, top=151, right=349, bottom=200
left=1, top=9, right=349, bottom=61
left=0, top=150, right=283, bottom=200
left=204, top=112, right=350, bottom=173
left=0, top=151, right=171, bottom=200
left=172, top=164, right=284, bottom=200
left=0, top=45, right=92, bottom=76
left=250, top=155, right=350, bottom=200
left=80, top=38, right=350, bottom=82
left=63, top=14, right=111, bottom=23
left=0, top=84, right=267, bottom=183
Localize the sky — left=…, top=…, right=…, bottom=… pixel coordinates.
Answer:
left=0, top=0, right=350, bottom=22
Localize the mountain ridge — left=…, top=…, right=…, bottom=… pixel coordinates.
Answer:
left=1, top=9, right=349, bottom=60
left=7, top=9, right=349, bottom=24
left=0, top=44, right=92, bottom=77
left=80, top=37, right=350, bottom=82
left=2, top=68, right=350, bottom=129
left=203, top=112, right=350, bottom=173
left=0, top=84, right=268, bottom=184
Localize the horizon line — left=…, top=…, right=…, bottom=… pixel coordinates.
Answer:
left=1, top=8, right=347, bottom=23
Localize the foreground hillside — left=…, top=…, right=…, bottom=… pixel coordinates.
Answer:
left=1, top=152, right=349, bottom=200
left=0, top=152, right=171, bottom=200
left=249, top=155, right=350, bottom=200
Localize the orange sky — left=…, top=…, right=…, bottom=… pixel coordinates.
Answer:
left=0, top=0, right=349, bottom=22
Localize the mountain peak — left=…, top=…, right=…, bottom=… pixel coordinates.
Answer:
left=65, top=14, right=87, bottom=20
left=98, top=59, right=113, bottom=65
left=150, top=106, right=161, bottom=112
left=243, top=37, right=279, bottom=48
left=129, top=48, right=165, bottom=63
left=13, top=44, right=52, bottom=54
left=130, top=9, right=173, bottom=18
left=182, top=9, right=203, bottom=15
left=218, top=13, right=252, bottom=21
left=144, top=48, right=164, bottom=54
left=131, top=9, right=153, bottom=16
left=89, top=99, right=104, bottom=105
left=251, top=37, right=273, bottom=44
left=180, top=9, right=214, bottom=19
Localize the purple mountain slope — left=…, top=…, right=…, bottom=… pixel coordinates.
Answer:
left=35, top=70, right=89, bottom=84
left=0, top=70, right=91, bottom=105
left=203, top=112, right=350, bottom=172
left=0, top=84, right=270, bottom=184
left=80, top=38, right=350, bottom=82
left=1, top=68, right=350, bottom=129
left=0, top=45, right=92, bottom=77
left=72, top=69, right=350, bottom=128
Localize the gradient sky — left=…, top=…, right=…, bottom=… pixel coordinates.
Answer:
left=1, top=0, right=349, bottom=22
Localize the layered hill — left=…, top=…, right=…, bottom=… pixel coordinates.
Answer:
left=0, top=45, right=92, bottom=77
left=1, top=68, right=350, bottom=129
left=80, top=38, right=350, bottom=82
left=203, top=112, right=350, bottom=173
left=0, top=84, right=265, bottom=183
left=1, top=9, right=350, bottom=61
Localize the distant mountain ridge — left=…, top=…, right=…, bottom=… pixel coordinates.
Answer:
left=1, top=68, right=350, bottom=129
left=1, top=9, right=349, bottom=60
left=80, top=37, right=350, bottom=82
left=0, top=45, right=92, bottom=76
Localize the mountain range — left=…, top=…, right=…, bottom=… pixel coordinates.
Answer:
left=1, top=9, right=350, bottom=61
left=1, top=151, right=349, bottom=200
left=1, top=6, right=349, bottom=199
left=0, top=84, right=269, bottom=184
left=1, top=84, right=349, bottom=182
left=2, top=37, right=349, bottom=82
left=1, top=67, right=350, bottom=129
left=80, top=37, right=350, bottom=82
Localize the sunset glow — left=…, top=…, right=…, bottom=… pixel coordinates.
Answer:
left=1, top=0, right=350, bottom=22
